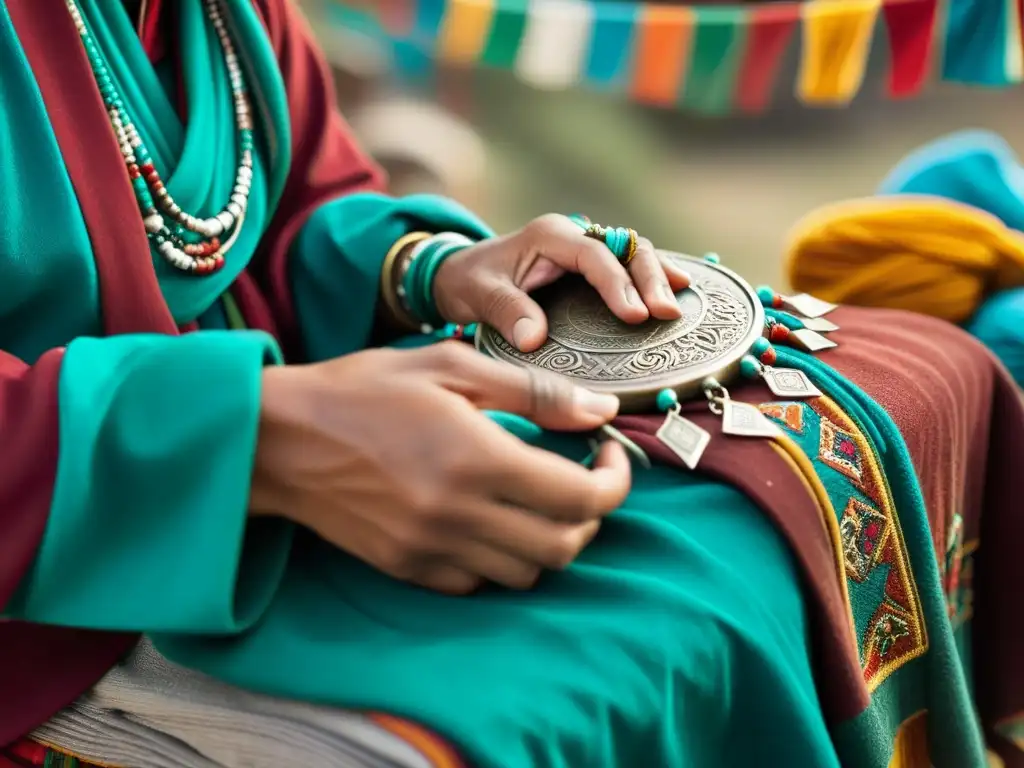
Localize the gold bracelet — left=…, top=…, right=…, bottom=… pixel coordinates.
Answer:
left=381, top=231, right=431, bottom=328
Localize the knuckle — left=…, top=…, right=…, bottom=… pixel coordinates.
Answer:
left=430, top=340, right=472, bottom=370
left=527, top=213, right=567, bottom=239
left=527, top=368, right=574, bottom=415
left=482, top=282, right=522, bottom=320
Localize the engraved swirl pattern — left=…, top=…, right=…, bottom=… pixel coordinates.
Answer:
left=481, top=267, right=753, bottom=386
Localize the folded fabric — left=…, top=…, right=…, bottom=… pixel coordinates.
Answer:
left=785, top=195, right=1024, bottom=323
left=34, top=638, right=434, bottom=768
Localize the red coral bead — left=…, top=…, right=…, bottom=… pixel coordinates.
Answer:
left=769, top=324, right=790, bottom=343
left=772, top=294, right=784, bottom=309
left=759, top=347, right=777, bottom=366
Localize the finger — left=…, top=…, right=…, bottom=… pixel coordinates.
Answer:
left=628, top=238, right=682, bottom=320
left=489, top=439, right=632, bottom=523
left=476, top=277, right=550, bottom=352
left=415, top=565, right=483, bottom=595
left=454, top=540, right=543, bottom=590
left=461, top=502, right=602, bottom=570
left=521, top=217, right=648, bottom=324
left=423, top=342, right=620, bottom=430
left=659, top=251, right=692, bottom=291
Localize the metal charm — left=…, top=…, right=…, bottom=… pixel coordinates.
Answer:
left=789, top=328, right=838, bottom=353
left=721, top=400, right=783, bottom=439
left=800, top=316, right=840, bottom=333
left=476, top=252, right=764, bottom=412
left=655, top=410, right=711, bottom=470
left=762, top=367, right=823, bottom=399
left=782, top=293, right=838, bottom=319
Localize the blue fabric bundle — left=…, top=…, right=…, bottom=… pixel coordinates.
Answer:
left=880, top=130, right=1024, bottom=385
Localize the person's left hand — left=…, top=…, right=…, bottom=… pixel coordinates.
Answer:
left=432, top=214, right=691, bottom=352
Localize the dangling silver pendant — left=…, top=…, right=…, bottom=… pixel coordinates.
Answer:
left=799, top=316, right=839, bottom=333
left=782, top=293, right=838, bottom=318
left=761, top=367, right=823, bottom=399
left=721, top=400, right=783, bottom=439
left=789, top=328, right=838, bottom=353
left=655, top=409, right=711, bottom=470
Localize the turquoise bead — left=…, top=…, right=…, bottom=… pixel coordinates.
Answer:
left=703, top=252, right=720, bottom=264
left=656, top=388, right=679, bottom=413
left=756, top=286, right=775, bottom=305
left=751, top=337, right=771, bottom=356
left=740, top=355, right=761, bottom=379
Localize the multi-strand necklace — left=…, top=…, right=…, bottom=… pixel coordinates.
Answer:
left=64, top=0, right=254, bottom=274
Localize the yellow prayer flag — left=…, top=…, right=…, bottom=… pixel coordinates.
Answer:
left=797, top=0, right=881, bottom=105
left=438, top=0, right=496, bottom=65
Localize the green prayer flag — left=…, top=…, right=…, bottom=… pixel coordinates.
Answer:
left=680, top=8, right=749, bottom=114
left=479, top=0, right=529, bottom=69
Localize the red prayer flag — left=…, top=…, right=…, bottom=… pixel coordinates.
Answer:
left=734, top=3, right=800, bottom=114
left=882, top=0, right=939, bottom=99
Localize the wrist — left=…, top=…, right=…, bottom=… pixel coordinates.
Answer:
left=250, top=366, right=297, bottom=519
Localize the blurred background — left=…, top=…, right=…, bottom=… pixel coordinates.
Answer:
left=301, top=0, right=1023, bottom=289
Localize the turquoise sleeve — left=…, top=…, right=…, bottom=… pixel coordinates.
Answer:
left=4, top=331, right=294, bottom=635
left=290, top=192, right=494, bottom=361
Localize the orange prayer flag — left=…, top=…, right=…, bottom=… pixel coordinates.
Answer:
left=629, top=6, right=695, bottom=106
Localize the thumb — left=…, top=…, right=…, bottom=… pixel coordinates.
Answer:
left=477, top=279, right=549, bottom=352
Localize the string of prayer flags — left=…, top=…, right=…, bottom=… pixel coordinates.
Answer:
left=321, top=0, right=1024, bottom=114
left=881, top=0, right=938, bottom=99
left=734, top=5, right=800, bottom=114
left=797, top=0, right=881, bottom=105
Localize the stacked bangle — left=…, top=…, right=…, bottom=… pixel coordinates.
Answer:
left=381, top=231, right=431, bottom=328
left=398, top=232, right=475, bottom=329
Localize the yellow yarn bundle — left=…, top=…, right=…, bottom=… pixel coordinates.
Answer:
left=785, top=195, right=1024, bottom=323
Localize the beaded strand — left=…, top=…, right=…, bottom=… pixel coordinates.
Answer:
left=64, top=0, right=254, bottom=274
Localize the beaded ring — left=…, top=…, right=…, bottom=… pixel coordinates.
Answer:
left=583, top=223, right=640, bottom=266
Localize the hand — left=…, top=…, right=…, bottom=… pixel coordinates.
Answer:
left=251, top=343, right=631, bottom=594
left=432, top=214, right=691, bottom=352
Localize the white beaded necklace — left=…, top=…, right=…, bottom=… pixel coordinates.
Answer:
left=65, top=0, right=255, bottom=274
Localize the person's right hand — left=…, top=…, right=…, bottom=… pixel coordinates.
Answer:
left=250, top=342, right=632, bottom=595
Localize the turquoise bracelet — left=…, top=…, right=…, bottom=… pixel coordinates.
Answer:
left=400, top=233, right=475, bottom=329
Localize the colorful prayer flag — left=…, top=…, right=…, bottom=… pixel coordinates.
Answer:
left=437, top=0, right=495, bottom=64
left=681, top=7, right=748, bottom=114
left=629, top=6, right=695, bottom=106
left=881, top=0, right=938, bottom=98
left=515, top=0, right=594, bottom=89
left=583, top=3, right=638, bottom=90
left=798, top=0, right=882, bottom=105
left=734, top=4, right=800, bottom=114
left=478, top=0, right=528, bottom=69
left=943, top=0, right=1014, bottom=85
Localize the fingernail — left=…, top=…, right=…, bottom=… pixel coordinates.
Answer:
left=624, top=285, right=642, bottom=307
left=512, top=318, right=537, bottom=349
left=576, top=389, right=620, bottom=419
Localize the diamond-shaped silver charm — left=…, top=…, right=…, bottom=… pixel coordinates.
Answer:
left=789, top=328, right=838, bottom=353
left=762, top=367, right=822, bottom=399
left=783, top=293, right=838, bottom=318
left=800, top=316, right=839, bottom=333
left=655, top=411, right=711, bottom=470
left=721, top=401, right=783, bottom=439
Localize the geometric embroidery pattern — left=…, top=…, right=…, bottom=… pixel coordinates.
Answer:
left=760, top=396, right=927, bottom=691
left=818, top=417, right=864, bottom=483
left=840, top=498, right=888, bottom=582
